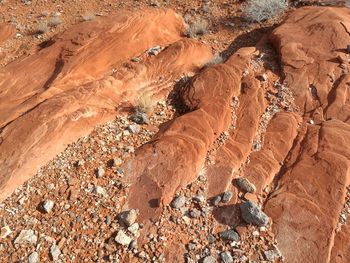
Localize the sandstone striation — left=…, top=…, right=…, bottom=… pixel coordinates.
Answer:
left=0, top=9, right=211, bottom=202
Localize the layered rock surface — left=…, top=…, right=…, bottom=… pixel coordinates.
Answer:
left=263, top=6, right=350, bottom=263
left=0, top=24, right=14, bottom=44
left=0, top=9, right=212, bottom=201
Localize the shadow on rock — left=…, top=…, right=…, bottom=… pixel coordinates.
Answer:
left=212, top=204, right=242, bottom=227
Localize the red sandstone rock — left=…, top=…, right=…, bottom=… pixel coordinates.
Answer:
left=270, top=7, right=350, bottom=117
left=265, top=120, right=350, bottom=262
left=206, top=74, right=266, bottom=198
left=243, top=112, right=301, bottom=194
left=0, top=24, right=14, bottom=44
left=125, top=47, right=257, bottom=221
left=330, top=221, right=350, bottom=263
left=0, top=9, right=212, bottom=202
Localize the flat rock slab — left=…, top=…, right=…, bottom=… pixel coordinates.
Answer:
left=0, top=9, right=212, bottom=201
left=265, top=120, right=350, bottom=262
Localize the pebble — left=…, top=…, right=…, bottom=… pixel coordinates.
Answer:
left=113, top=158, right=122, bottom=167
left=127, top=223, right=139, bottom=235
left=202, top=255, right=216, bottom=263
left=187, top=242, right=196, bottom=251
left=171, top=195, right=186, bottom=209
left=0, top=225, right=12, bottom=239
left=240, top=200, right=269, bottom=227
left=130, top=112, right=149, bottom=124
left=115, top=230, right=132, bottom=246
left=128, top=124, right=140, bottom=134
left=14, top=229, right=37, bottom=244
left=208, top=234, right=216, bottom=244
left=147, top=45, right=161, bottom=55
left=28, top=251, right=39, bottom=263
left=236, top=178, right=256, bottom=193
left=220, top=251, right=233, bottom=263
left=189, top=209, right=201, bottom=218
left=240, top=255, right=248, bottom=262
left=129, top=240, right=137, bottom=250
left=212, top=195, right=222, bottom=206
left=222, top=191, right=233, bottom=203
left=50, top=244, right=61, bottom=261
left=42, top=200, right=54, bottom=213
left=94, top=185, right=106, bottom=196
left=105, top=216, right=112, bottom=225
left=263, top=248, right=282, bottom=261
left=347, top=44, right=350, bottom=54
left=131, top=57, right=141, bottom=62
left=46, top=183, right=55, bottom=190
left=219, top=229, right=240, bottom=241
left=96, top=167, right=105, bottom=177
left=119, top=209, right=138, bottom=227
left=193, top=194, right=205, bottom=203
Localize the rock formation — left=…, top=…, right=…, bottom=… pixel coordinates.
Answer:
left=0, top=9, right=211, bottom=201
left=0, top=4, right=349, bottom=263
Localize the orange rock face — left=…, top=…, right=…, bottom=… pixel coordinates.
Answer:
left=0, top=9, right=212, bottom=201
left=264, top=6, right=350, bottom=263
left=0, top=24, right=14, bottom=44
left=269, top=6, right=350, bottom=118
left=125, top=47, right=257, bottom=220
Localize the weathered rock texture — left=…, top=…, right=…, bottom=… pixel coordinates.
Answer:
left=125, top=47, right=257, bottom=220
left=0, top=9, right=212, bottom=201
left=125, top=6, right=350, bottom=263
left=264, top=6, right=350, bottom=263
left=0, top=24, right=14, bottom=44
left=331, top=221, right=350, bottom=263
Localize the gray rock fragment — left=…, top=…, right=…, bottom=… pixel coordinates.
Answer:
left=236, top=177, right=256, bottom=193
left=42, top=200, right=54, bottom=213
left=219, top=229, right=240, bottom=241
left=119, top=209, right=138, bottom=227
left=202, top=255, right=216, bottom=263
left=222, top=191, right=233, bottom=203
left=115, top=230, right=132, bottom=246
left=220, top=251, right=233, bottom=263
left=171, top=195, right=186, bottom=209
left=240, top=200, right=269, bottom=226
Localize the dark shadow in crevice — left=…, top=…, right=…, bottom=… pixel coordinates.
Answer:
left=212, top=204, right=242, bottom=227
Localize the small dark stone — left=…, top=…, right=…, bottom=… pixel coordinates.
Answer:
left=130, top=112, right=149, bottom=124
left=211, top=196, right=222, bottom=206
left=235, top=177, right=256, bottom=193
left=219, top=229, right=240, bottom=241
left=222, top=191, right=233, bottom=203
left=208, top=234, right=216, bottom=244
left=171, top=195, right=186, bottom=209
left=240, top=200, right=269, bottom=227
left=220, top=251, right=233, bottom=263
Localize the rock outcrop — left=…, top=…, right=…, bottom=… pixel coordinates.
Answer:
left=125, top=47, right=256, bottom=220
left=0, top=24, right=14, bottom=44
left=264, top=6, right=350, bottom=263
left=0, top=9, right=212, bottom=201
